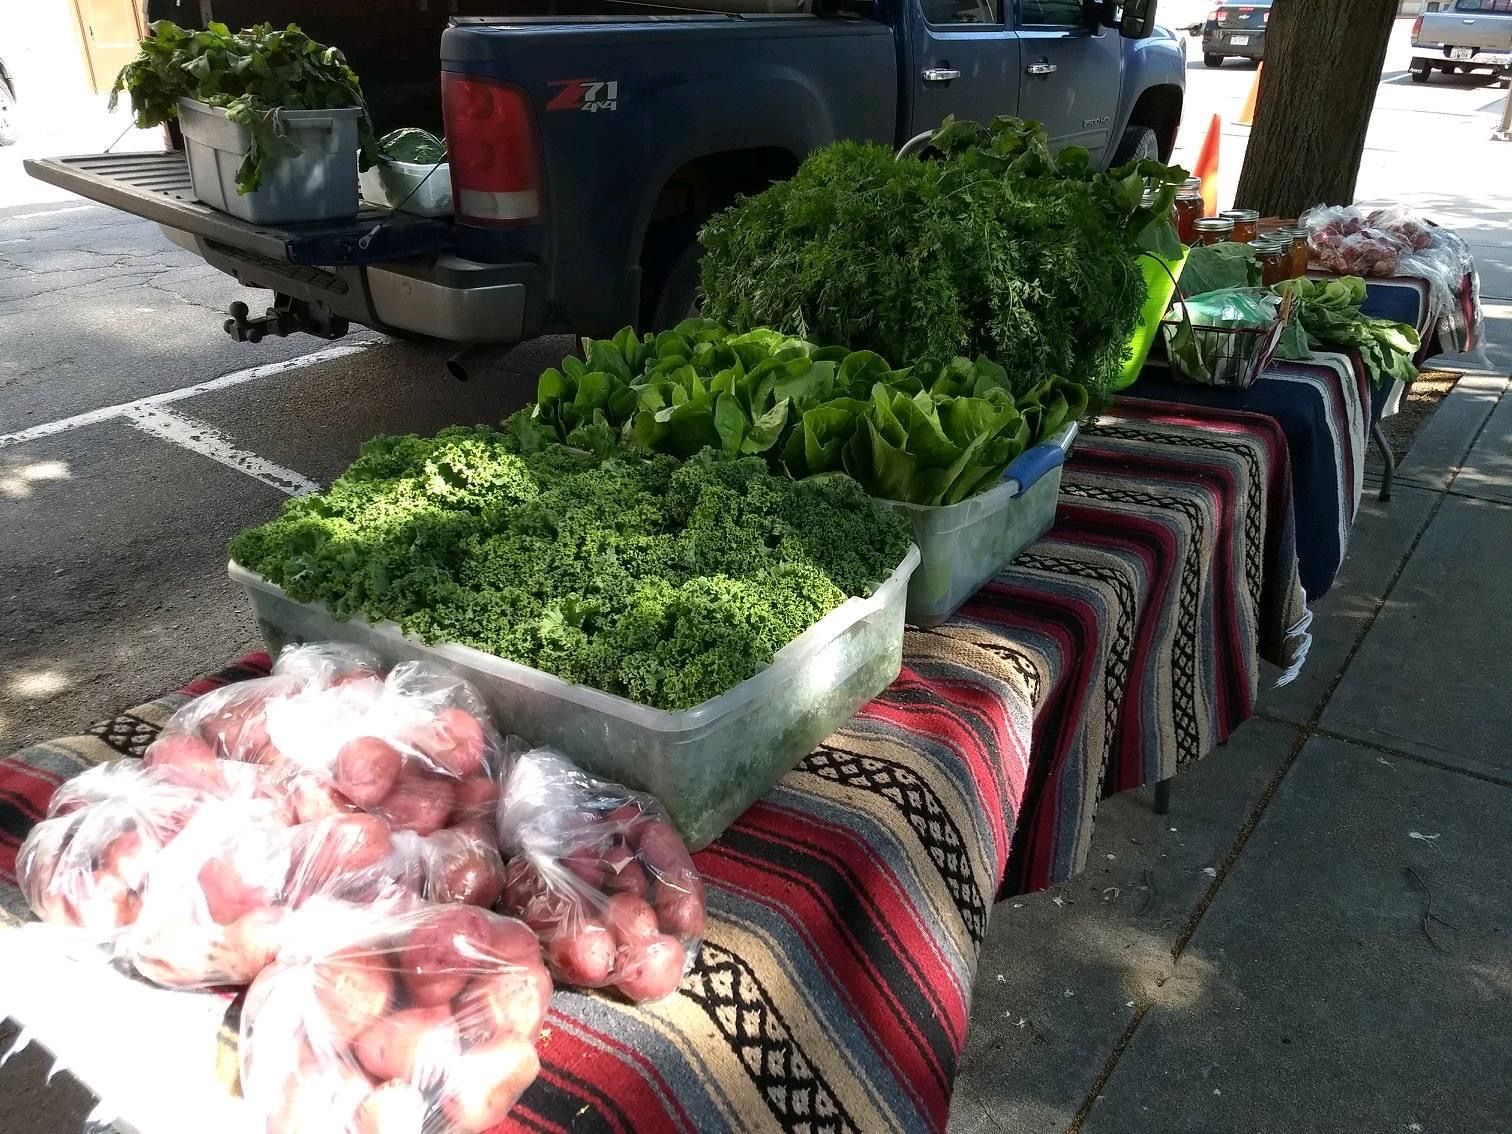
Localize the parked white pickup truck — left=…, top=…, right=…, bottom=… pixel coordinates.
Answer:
left=1411, top=0, right=1512, bottom=84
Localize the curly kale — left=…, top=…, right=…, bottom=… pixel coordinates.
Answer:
left=231, top=428, right=912, bottom=711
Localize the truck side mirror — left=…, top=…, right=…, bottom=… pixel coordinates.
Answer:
left=1120, top=0, right=1157, bottom=37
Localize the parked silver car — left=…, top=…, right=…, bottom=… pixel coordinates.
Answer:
left=1410, top=0, right=1512, bottom=84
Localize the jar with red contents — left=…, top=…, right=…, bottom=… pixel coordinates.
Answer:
left=1175, top=177, right=1204, bottom=245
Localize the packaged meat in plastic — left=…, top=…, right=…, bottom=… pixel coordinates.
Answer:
left=496, top=750, right=706, bottom=1003
left=17, top=761, right=208, bottom=935
left=239, top=901, right=550, bottom=1134
left=126, top=798, right=413, bottom=988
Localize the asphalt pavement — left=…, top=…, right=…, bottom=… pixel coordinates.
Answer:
left=2, top=18, right=1511, bottom=1134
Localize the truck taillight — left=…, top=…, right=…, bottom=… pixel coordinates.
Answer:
left=1208, top=7, right=1220, bottom=22
left=441, top=73, right=544, bottom=225
left=1411, top=14, right=1423, bottom=37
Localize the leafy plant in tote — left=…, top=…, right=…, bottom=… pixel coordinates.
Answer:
left=111, top=21, right=378, bottom=194
left=379, top=127, right=446, bottom=164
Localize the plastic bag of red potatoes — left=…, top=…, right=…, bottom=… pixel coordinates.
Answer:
left=239, top=900, right=550, bottom=1134
left=145, top=643, right=508, bottom=847
left=16, top=760, right=212, bottom=937
left=496, top=750, right=706, bottom=1003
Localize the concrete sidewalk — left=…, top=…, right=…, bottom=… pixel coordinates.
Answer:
left=950, top=376, right=1512, bottom=1132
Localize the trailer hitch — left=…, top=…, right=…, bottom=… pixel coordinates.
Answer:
left=224, top=295, right=350, bottom=344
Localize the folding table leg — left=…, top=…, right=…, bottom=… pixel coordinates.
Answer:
left=1372, top=420, right=1395, bottom=502
left=1153, top=777, right=1174, bottom=816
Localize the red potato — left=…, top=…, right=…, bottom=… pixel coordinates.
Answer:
left=562, top=845, right=608, bottom=889
left=654, top=890, right=707, bottom=941
left=488, top=918, right=542, bottom=966
left=71, top=869, right=139, bottom=930
left=405, top=707, right=488, bottom=779
left=440, top=1039, right=540, bottom=1133
left=101, top=828, right=155, bottom=890
left=198, top=855, right=272, bottom=926
left=450, top=817, right=499, bottom=852
left=354, top=1080, right=429, bottom=1134
left=353, top=1006, right=457, bottom=1085
left=198, top=702, right=271, bottom=763
left=292, top=814, right=395, bottom=898
left=601, top=847, right=649, bottom=897
left=289, top=774, right=359, bottom=823
left=606, top=893, right=659, bottom=945
left=634, top=821, right=695, bottom=877
left=381, top=766, right=456, bottom=836
left=425, top=832, right=506, bottom=908
left=332, top=668, right=383, bottom=688
left=142, top=734, right=225, bottom=791
left=17, top=821, right=75, bottom=925
left=314, top=952, right=395, bottom=1041
left=401, top=906, right=496, bottom=1007
left=336, top=737, right=404, bottom=807
left=456, top=963, right=552, bottom=1044
left=132, top=922, right=219, bottom=987
left=219, top=907, right=285, bottom=982
left=614, top=934, right=686, bottom=1003
left=545, top=917, right=615, bottom=987
left=452, top=774, right=499, bottom=819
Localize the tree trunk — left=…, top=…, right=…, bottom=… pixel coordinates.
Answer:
left=1234, top=0, right=1399, bottom=218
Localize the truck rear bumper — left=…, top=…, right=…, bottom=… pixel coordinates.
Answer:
left=28, top=150, right=542, bottom=344
left=1412, top=48, right=1512, bottom=67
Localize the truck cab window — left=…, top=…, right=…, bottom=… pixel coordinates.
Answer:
left=922, top=0, right=1000, bottom=25
left=1019, top=0, right=1087, bottom=25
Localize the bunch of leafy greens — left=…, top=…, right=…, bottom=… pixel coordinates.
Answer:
left=698, top=117, right=1171, bottom=404
left=511, top=319, right=1087, bottom=506
left=380, top=127, right=445, bottom=164
left=230, top=429, right=912, bottom=711
left=1270, top=276, right=1419, bottom=388
left=111, top=21, right=377, bottom=194
left=1178, top=241, right=1261, bottom=296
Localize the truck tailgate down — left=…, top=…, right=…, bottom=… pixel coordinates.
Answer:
left=23, top=151, right=452, bottom=267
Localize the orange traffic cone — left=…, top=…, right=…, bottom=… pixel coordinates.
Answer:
left=1237, top=63, right=1263, bottom=127
left=1193, top=114, right=1221, bottom=216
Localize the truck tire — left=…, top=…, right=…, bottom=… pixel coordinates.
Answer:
left=0, top=82, right=16, bottom=147
left=1203, top=53, right=1223, bottom=67
left=1112, top=125, right=1159, bottom=166
left=1410, top=59, right=1432, bottom=83
left=641, top=223, right=704, bottom=331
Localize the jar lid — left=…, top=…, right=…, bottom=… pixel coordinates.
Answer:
left=1248, top=237, right=1286, bottom=251
left=1193, top=217, right=1234, bottom=231
left=1220, top=209, right=1261, bottom=223
left=1179, top=177, right=1203, bottom=191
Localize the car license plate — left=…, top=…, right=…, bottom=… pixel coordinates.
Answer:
left=1230, top=34, right=1250, bottom=45
left=1452, top=46, right=1475, bottom=60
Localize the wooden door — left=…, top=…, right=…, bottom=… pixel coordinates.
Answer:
left=71, top=0, right=145, bottom=95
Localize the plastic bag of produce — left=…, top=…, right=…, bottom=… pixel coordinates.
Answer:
left=126, top=796, right=412, bottom=988
left=150, top=644, right=508, bottom=842
left=239, top=901, right=549, bottom=1134
left=17, top=761, right=209, bottom=935
left=496, top=750, right=706, bottom=1002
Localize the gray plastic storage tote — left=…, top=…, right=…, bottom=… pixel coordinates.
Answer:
left=229, top=546, right=919, bottom=850
left=883, top=423, right=1077, bottom=627
left=178, top=97, right=361, bottom=224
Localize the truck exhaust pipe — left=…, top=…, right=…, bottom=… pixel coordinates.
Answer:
left=445, top=341, right=515, bottom=382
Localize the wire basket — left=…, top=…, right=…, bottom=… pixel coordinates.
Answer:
left=1158, top=291, right=1295, bottom=389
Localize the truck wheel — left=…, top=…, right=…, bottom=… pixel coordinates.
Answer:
left=1410, top=60, right=1432, bottom=83
left=0, top=82, right=16, bottom=147
left=641, top=226, right=704, bottom=331
left=1203, top=53, right=1223, bottom=67
left=1112, top=125, right=1160, bottom=166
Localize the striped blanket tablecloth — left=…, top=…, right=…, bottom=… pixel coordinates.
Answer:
left=0, top=401, right=1309, bottom=1134
left=1125, top=352, right=1367, bottom=600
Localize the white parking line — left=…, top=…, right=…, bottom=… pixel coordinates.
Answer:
left=122, top=404, right=320, bottom=496
left=0, top=341, right=372, bottom=450
left=8, top=204, right=102, bottom=222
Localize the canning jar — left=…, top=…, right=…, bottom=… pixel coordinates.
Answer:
left=1283, top=226, right=1311, bottom=278
left=1175, top=177, right=1204, bottom=244
left=1219, top=209, right=1259, bottom=245
left=1250, top=237, right=1289, bottom=287
left=1192, top=217, right=1234, bottom=246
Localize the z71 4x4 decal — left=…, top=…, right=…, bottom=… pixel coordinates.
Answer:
left=546, top=79, right=620, bottom=112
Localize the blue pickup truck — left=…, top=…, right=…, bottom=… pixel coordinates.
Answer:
left=28, top=0, right=1184, bottom=371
